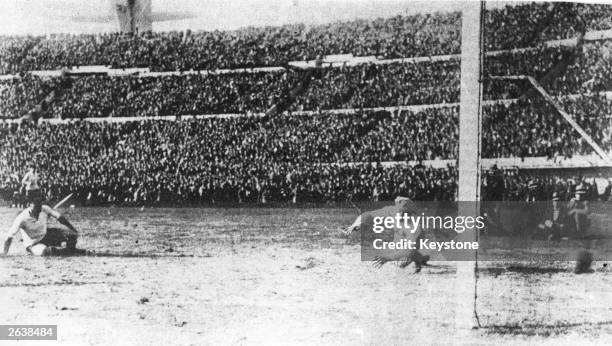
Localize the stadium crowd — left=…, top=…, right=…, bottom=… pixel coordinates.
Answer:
left=292, top=61, right=459, bottom=110
left=482, top=98, right=603, bottom=159
left=484, top=2, right=612, bottom=50
left=52, top=72, right=297, bottom=118
left=559, top=94, right=612, bottom=149
left=484, top=168, right=608, bottom=202
left=0, top=108, right=610, bottom=205
left=0, top=74, right=63, bottom=119
left=1, top=2, right=612, bottom=207
left=2, top=3, right=611, bottom=74
left=0, top=61, right=459, bottom=119
left=0, top=118, right=459, bottom=205
left=483, top=42, right=612, bottom=99
left=0, top=72, right=297, bottom=119
left=0, top=12, right=461, bottom=74
left=548, top=41, right=612, bottom=95
left=3, top=41, right=610, bottom=119
left=344, top=107, right=458, bottom=161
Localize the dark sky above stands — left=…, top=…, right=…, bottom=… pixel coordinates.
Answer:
left=0, top=0, right=530, bottom=35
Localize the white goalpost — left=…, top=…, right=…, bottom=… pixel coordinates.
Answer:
left=455, top=1, right=484, bottom=330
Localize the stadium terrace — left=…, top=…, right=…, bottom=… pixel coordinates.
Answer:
left=0, top=2, right=611, bottom=206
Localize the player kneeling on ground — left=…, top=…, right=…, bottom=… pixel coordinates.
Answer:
left=3, top=196, right=85, bottom=256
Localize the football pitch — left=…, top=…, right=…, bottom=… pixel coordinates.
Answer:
left=1, top=206, right=612, bottom=345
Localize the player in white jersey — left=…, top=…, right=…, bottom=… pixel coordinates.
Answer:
left=21, top=163, right=42, bottom=203
left=3, top=195, right=84, bottom=256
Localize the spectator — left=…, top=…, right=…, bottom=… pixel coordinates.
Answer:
left=567, top=184, right=591, bottom=237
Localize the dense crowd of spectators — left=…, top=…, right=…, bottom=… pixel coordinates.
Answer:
left=482, top=42, right=612, bottom=99
left=485, top=47, right=574, bottom=79
left=484, top=2, right=612, bottom=51
left=1, top=72, right=297, bottom=119
left=0, top=74, right=63, bottom=119
left=1, top=61, right=461, bottom=118
left=0, top=118, right=459, bottom=205
left=0, top=12, right=461, bottom=74
left=4, top=40, right=609, bottom=119
left=293, top=61, right=459, bottom=110
left=343, top=107, right=458, bottom=161
left=2, top=3, right=611, bottom=74
left=481, top=97, right=607, bottom=159
left=484, top=168, right=610, bottom=202
left=1, top=103, right=610, bottom=205
left=1, top=3, right=612, bottom=206
left=483, top=46, right=575, bottom=99
left=51, top=72, right=297, bottom=118
left=548, top=41, right=612, bottom=95
left=483, top=42, right=612, bottom=99
left=559, top=94, right=612, bottom=150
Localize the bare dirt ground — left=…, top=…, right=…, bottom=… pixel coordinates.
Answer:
left=1, top=206, right=612, bottom=345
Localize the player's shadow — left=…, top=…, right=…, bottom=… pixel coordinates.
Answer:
left=0, top=281, right=128, bottom=287
left=74, top=251, right=199, bottom=258
left=483, top=320, right=612, bottom=336
left=480, top=266, right=567, bottom=275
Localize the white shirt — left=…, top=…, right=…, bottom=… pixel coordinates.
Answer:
left=22, top=171, right=40, bottom=191
left=6, top=205, right=60, bottom=247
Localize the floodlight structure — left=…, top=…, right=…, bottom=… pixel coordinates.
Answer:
left=114, top=0, right=152, bottom=32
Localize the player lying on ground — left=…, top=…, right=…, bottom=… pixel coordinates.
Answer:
left=2, top=195, right=85, bottom=256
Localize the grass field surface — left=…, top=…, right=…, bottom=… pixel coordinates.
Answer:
left=1, top=206, right=612, bottom=345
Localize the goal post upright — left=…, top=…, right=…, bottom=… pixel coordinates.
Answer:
left=455, top=0, right=484, bottom=330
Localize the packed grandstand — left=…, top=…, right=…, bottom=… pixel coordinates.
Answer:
left=0, top=2, right=611, bottom=205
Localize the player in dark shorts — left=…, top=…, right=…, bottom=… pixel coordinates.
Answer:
left=3, top=195, right=85, bottom=256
